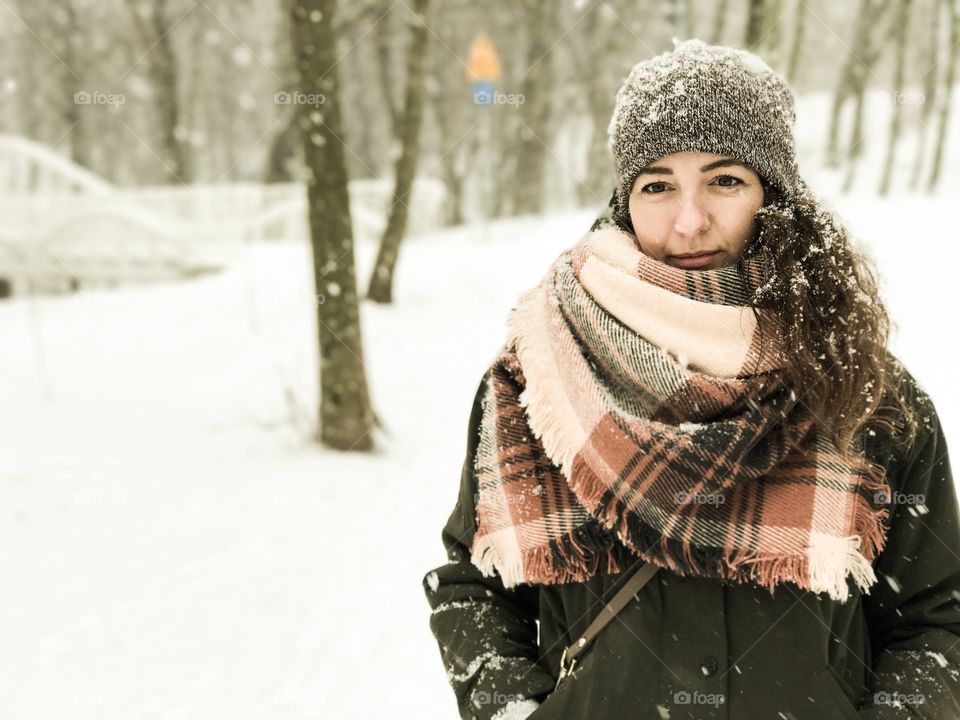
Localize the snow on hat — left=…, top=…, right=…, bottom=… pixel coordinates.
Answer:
left=608, top=39, right=804, bottom=224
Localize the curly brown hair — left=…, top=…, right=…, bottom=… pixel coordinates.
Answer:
left=606, top=181, right=919, bottom=463
left=741, top=185, right=919, bottom=462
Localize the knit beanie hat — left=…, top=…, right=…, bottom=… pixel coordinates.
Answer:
left=608, top=39, right=806, bottom=227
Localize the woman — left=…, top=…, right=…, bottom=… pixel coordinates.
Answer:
left=423, top=40, right=960, bottom=719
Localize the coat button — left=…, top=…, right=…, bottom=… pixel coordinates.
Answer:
left=700, top=656, right=718, bottom=676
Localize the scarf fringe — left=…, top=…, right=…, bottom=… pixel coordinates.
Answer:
left=723, top=533, right=878, bottom=603
left=471, top=535, right=527, bottom=588
left=849, top=458, right=893, bottom=588
left=476, top=459, right=888, bottom=601
left=562, top=450, right=889, bottom=602
left=470, top=521, right=631, bottom=588
left=505, top=286, right=583, bottom=477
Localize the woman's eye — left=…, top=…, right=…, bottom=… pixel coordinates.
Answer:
left=641, top=182, right=669, bottom=194
left=714, top=175, right=744, bottom=187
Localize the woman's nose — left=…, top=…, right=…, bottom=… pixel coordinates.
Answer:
left=672, top=193, right=711, bottom=237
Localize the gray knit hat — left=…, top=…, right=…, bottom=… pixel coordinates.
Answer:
left=608, top=39, right=805, bottom=226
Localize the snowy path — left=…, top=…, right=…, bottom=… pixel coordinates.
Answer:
left=1, top=199, right=956, bottom=719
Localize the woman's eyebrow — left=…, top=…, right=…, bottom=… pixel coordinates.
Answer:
left=634, top=165, right=672, bottom=176
left=634, top=158, right=751, bottom=176
left=700, top=159, right=751, bottom=172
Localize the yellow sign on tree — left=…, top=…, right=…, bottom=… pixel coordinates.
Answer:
left=466, top=32, right=501, bottom=83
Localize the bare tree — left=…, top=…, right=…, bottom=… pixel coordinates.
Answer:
left=505, top=0, right=558, bottom=216
left=291, top=0, right=376, bottom=451
left=373, top=6, right=403, bottom=133
left=824, top=0, right=890, bottom=185
left=879, top=0, right=912, bottom=195
left=786, top=0, right=808, bottom=83
left=572, top=0, right=637, bottom=207
left=266, top=0, right=384, bottom=183
left=927, top=0, right=959, bottom=190
left=745, top=0, right=766, bottom=48
left=57, top=1, right=93, bottom=169
left=763, top=0, right=786, bottom=68
left=264, top=0, right=300, bottom=183
left=123, top=0, right=193, bottom=183
left=910, top=0, right=942, bottom=189
left=13, top=0, right=94, bottom=167
left=367, top=0, right=432, bottom=303
left=428, top=4, right=483, bottom=226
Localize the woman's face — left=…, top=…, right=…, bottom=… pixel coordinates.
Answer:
left=627, top=151, right=765, bottom=270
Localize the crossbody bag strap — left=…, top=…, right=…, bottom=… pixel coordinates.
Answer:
left=555, top=562, right=660, bottom=688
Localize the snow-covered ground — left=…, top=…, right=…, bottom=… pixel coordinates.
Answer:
left=2, top=89, right=958, bottom=719
left=0, top=212, right=588, bottom=720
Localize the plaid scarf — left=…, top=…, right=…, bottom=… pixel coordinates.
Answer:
left=470, top=225, right=890, bottom=602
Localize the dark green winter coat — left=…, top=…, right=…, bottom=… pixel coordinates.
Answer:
left=423, top=366, right=960, bottom=719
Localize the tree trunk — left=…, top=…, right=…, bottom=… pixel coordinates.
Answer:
left=879, top=0, right=912, bottom=195
left=578, top=0, right=637, bottom=208
left=291, top=0, right=376, bottom=451
left=265, top=108, right=301, bottom=183
left=152, top=27, right=191, bottom=183
left=832, top=0, right=888, bottom=181
left=431, top=82, right=475, bottom=226
left=745, top=0, right=766, bottom=48
left=265, top=0, right=301, bottom=184
left=761, top=0, right=785, bottom=67
left=366, top=0, right=432, bottom=304
left=427, top=4, right=483, bottom=226
left=508, top=0, right=556, bottom=216
left=786, top=0, right=807, bottom=83
left=826, top=57, right=856, bottom=166
left=59, top=1, right=93, bottom=170
left=124, top=0, right=192, bottom=184
left=910, top=0, right=941, bottom=189
left=927, top=0, right=959, bottom=190
left=843, top=0, right=892, bottom=190
left=374, top=8, right=402, bottom=133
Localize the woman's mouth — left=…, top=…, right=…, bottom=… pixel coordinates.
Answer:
left=669, top=251, right=722, bottom=270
